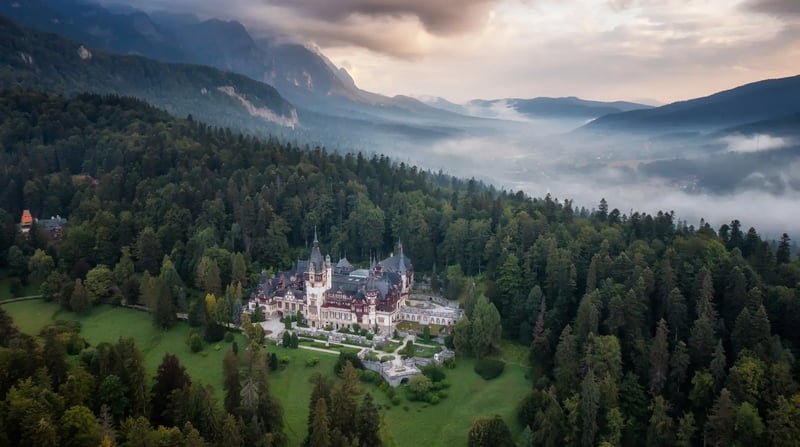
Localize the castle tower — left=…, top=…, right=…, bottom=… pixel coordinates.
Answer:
left=305, top=228, right=329, bottom=327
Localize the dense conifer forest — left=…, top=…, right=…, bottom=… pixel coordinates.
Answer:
left=1, top=89, right=800, bottom=446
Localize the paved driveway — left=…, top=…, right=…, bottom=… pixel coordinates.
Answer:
left=259, top=317, right=286, bottom=340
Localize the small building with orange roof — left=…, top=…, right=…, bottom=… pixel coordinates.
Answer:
left=20, top=210, right=33, bottom=233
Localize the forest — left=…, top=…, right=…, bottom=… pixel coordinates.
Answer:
left=1, top=89, right=800, bottom=446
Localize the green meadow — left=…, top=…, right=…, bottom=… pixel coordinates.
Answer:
left=2, top=299, right=531, bottom=447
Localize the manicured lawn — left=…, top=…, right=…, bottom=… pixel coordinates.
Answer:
left=395, top=321, right=449, bottom=335
left=267, top=348, right=530, bottom=447
left=266, top=345, right=339, bottom=446
left=368, top=357, right=530, bottom=447
left=377, top=340, right=403, bottom=352
left=298, top=340, right=362, bottom=355
left=0, top=299, right=62, bottom=334
left=1, top=300, right=248, bottom=396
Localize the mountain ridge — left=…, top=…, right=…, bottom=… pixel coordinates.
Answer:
left=581, top=74, right=800, bottom=135
left=0, top=15, right=298, bottom=134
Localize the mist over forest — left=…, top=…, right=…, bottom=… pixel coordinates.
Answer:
left=372, top=118, right=800, bottom=239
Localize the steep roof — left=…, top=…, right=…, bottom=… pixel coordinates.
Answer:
left=379, top=254, right=412, bottom=273
left=335, top=257, right=353, bottom=269
left=379, top=241, right=412, bottom=273
left=309, top=230, right=324, bottom=271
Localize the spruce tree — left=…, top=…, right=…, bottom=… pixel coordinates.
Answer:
left=705, top=388, right=736, bottom=447
left=223, top=350, right=241, bottom=414
left=309, top=398, right=332, bottom=447
left=304, top=374, right=331, bottom=447
left=355, top=393, right=381, bottom=447
left=649, top=319, right=669, bottom=396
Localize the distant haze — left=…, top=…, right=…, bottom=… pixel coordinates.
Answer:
left=110, top=0, right=800, bottom=104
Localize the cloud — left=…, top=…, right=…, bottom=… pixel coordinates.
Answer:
left=263, top=0, right=498, bottom=35
left=723, top=134, right=789, bottom=153
left=745, top=0, right=800, bottom=17
left=114, top=0, right=498, bottom=58
left=110, top=0, right=800, bottom=103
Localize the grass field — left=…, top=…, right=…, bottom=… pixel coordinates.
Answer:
left=0, top=300, right=248, bottom=395
left=368, top=358, right=529, bottom=447
left=265, top=346, right=530, bottom=447
left=2, top=299, right=532, bottom=447
left=265, top=345, right=338, bottom=445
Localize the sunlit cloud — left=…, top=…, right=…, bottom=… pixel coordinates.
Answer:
left=110, top=0, right=800, bottom=102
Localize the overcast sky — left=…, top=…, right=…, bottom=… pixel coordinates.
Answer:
left=120, top=0, right=799, bottom=104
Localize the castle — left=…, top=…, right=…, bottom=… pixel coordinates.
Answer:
left=248, top=234, right=417, bottom=335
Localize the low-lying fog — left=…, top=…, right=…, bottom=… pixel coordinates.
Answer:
left=385, top=125, right=800, bottom=239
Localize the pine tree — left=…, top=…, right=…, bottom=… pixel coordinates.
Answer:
left=309, top=398, right=332, bottom=447
left=749, top=305, right=771, bottom=357
left=580, top=368, right=599, bottom=447
left=704, top=388, right=736, bottom=447
left=666, top=288, right=687, bottom=343
left=304, top=374, right=331, bottom=447
left=135, top=227, right=162, bottom=275
left=231, top=252, right=248, bottom=286
left=734, top=402, right=765, bottom=446
left=356, top=393, right=381, bottom=447
left=776, top=233, right=791, bottom=264
left=196, top=256, right=222, bottom=295
left=709, top=341, right=727, bottom=388
left=152, top=278, right=176, bottom=330
left=532, top=387, right=565, bottom=447
left=159, top=255, right=183, bottom=295
left=533, top=291, right=546, bottom=340
left=668, top=341, right=690, bottom=403
left=646, top=396, right=674, bottom=447
left=731, top=307, right=752, bottom=356
left=722, top=267, right=747, bottom=330
left=767, top=395, right=800, bottom=446
left=674, top=412, right=695, bottom=447
left=575, top=291, right=600, bottom=344
left=688, top=315, right=715, bottom=368
left=696, top=268, right=718, bottom=322
left=554, top=325, right=578, bottom=399
left=151, top=354, right=191, bottom=427
left=471, top=295, right=502, bottom=358
left=223, top=350, right=241, bottom=414
left=70, top=278, right=90, bottom=314
left=217, top=414, right=243, bottom=447
left=654, top=258, right=676, bottom=322
left=649, top=319, right=669, bottom=396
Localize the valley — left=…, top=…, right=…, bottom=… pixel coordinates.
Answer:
left=0, top=2, right=799, bottom=447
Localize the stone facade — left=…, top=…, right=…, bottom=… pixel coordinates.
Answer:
left=248, top=235, right=431, bottom=335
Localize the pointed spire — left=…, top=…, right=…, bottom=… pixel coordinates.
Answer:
left=398, top=240, right=406, bottom=273
left=309, top=226, right=323, bottom=271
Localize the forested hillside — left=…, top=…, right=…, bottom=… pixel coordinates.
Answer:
left=1, top=90, right=800, bottom=446
left=0, top=16, right=297, bottom=136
